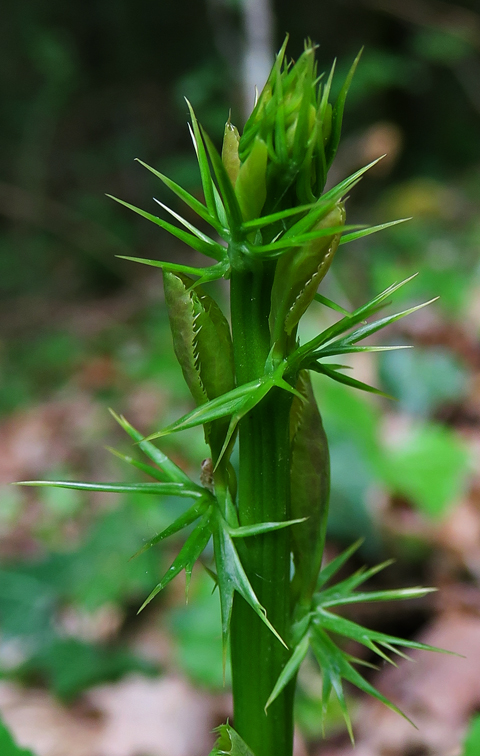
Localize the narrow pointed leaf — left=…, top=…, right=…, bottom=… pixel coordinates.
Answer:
left=311, top=363, right=392, bottom=398
left=316, top=538, right=364, bottom=589
left=241, top=202, right=316, bottom=231
left=315, top=608, right=448, bottom=658
left=228, top=518, right=306, bottom=538
left=289, top=274, right=418, bottom=367
left=117, top=256, right=230, bottom=283
left=265, top=633, right=310, bottom=710
left=131, top=498, right=210, bottom=559
left=339, top=218, right=410, bottom=246
left=105, top=446, right=172, bottom=483
left=310, top=623, right=415, bottom=728
left=153, top=197, right=227, bottom=253
left=315, top=344, right=412, bottom=358
left=109, top=409, right=192, bottom=485
left=252, top=224, right=358, bottom=257
left=138, top=508, right=213, bottom=612
left=143, top=379, right=264, bottom=442
left=339, top=298, right=439, bottom=346
left=314, top=293, right=350, bottom=316
left=214, top=521, right=287, bottom=650
left=185, top=101, right=217, bottom=219
left=321, top=587, right=436, bottom=608
left=326, top=48, right=363, bottom=167
left=108, top=195, right=225, bottom=260
left=134, top=158, right=224, bottom=233
left=16, top=480, right=202, bottom=497
left=318, top=559, right=395, bottom=601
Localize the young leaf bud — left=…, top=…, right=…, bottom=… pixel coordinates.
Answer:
left=222, top=121, right=241, bottom=188
left=234, top=136, right=268, bottom=221
left=290, top=370, right=330, bottom=603
left=163, top=271, right=235, bottom=406
left=269, top=202, right=346, bottom=345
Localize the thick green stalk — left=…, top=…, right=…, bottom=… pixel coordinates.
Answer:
left=229, top=265, right=295, bottom=756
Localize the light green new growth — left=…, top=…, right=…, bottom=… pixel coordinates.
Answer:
left=18, top=38, right=444, bottom=756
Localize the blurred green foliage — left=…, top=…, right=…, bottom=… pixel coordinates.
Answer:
left=0, top=3, right=479, bottom=749
left=0, top=717, right=35, bottom=756
left=463, top=715, right=480, bottom=756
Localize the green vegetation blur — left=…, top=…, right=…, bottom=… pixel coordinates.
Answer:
left=0, top=0, right=479, bottom=729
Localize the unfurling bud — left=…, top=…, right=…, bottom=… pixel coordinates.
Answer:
left=234, top=136, right=268, bottom=222
left=163, top=271, right=235, bottom=407
left=290, top=370, right=330, bottom=603
left=269, top=202, right=346, bottom=344
left=221, top=121, right=241, bottom=188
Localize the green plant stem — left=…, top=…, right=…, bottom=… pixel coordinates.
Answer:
left=230, top=265, right=295, bottom=756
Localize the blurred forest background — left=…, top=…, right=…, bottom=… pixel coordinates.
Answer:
left=1, top=1, right=480, bottom=755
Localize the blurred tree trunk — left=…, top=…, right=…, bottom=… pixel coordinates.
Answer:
left=241, top=0, right=276, bottom=118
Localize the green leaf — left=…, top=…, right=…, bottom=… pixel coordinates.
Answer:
left=310, top=623, right=414, bottom=737
left=319, top=586, right=436, bottom=608
left=0, top=717, right=35, bottom=756
left=265, top=633, right=310, bottom=710
left=107, top=195, right=225, bottom=260
left=339, top=218, right=410, bottom=246
left=116, top=256, right=230, bottom=284
left=326, top=48, right=363, bottom=167
left=213, top=520, right=287, bottom=656
left=185, top=100, right=218, bottom=220
left=318, top=558, right=395, bottom=600
left=289, top=273, right=418, bottom=368
left=109, top=409, right=192, bottom=485
left=134, top=158, right=224, bottom=234
left=105, top=446, right=171, bottom=483
left=290, top=371, right=330, bottom=602
left=338, top=298, right=438, bottom=347
left=131, top=498, right=211, bottom=559
left=209, top=723, right=256, bottom=756
left=163, top=270, right=235, bottom=417
left=143, top=379, right=264, bottom=442
left=314, top=293, right=350, bottom=316
left=463, top=715, right=480, bottom=756
left=314, top=608, right=447, bottom=660
left=253, top=224, right=355, bottom=257
left=228, top=518, right=306, bottom=538
left=241, top=203, right=316, bottom=231
left=153, top=197, right=227, bottom=253
left=316, top=539, right=364, bottom=589
left=138, top=508, right=214, bottom=611
left=316, top=345, right=412, bottom=358
left=200, top=127, right=243, bottom=233
left=310, top=363, right=392, bottom=398
left=16, top=480, right=203, bottom=498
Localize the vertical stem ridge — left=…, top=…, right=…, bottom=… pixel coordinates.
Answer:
left=230, top=267, right=294, bottom=756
